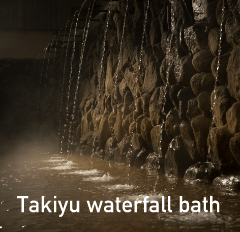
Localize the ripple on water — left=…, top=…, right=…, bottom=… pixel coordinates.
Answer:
left=63, top=169, right=101, bottom=176
left=83, top=173, right=116, bottom=182
left=102, top=184, right=136, bottom=191
left=125, top=194, right=163, bottom=202
left=40, top=161, right=75, bottom=170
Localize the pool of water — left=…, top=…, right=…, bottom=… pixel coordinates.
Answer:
left=0, top=151, right=240, bottom=232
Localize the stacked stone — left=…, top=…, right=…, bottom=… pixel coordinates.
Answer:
left=70, top=0, right=240, bottom=183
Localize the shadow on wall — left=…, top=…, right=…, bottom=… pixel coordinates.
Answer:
left=0, top=29, right=55, bottom=59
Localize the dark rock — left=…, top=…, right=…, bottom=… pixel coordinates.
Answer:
left=165, top=108, right=181, bottom=138
left=208, top=125, right=238, bottom=171
left=230, top=132, right=240, bottom=166
left=184, top=23, right=210, bottom=55
left=165, top=135, right=194, bottom=178
left=105, top=136, right=118, bottom=161
left=211, top=86, right=236, bottom=127
left=151, top=125, right=170, bottom=157
left=134, top=147, right=149, bottom=168
left=180, top=120, right=200, bottom=162
left=208, top=28, right=232, bottom=56
left=225, top=16, right=240, bottom=47
left=152, top=43, right=165, bottom=63
left=122, top=114, right=131, bottom=135
left=190, top=72, right=215, bottom=96
left=141, top=152, right=163, bottom=172
left=141, top=117, right=153, bottom=147
left=169, top=84, right=183, bottom=110
left=114, top=103, right=125, bottom=142
left=142, top=61, right=163, bottom=93
left=213, top=175, right=240, bottom=192
left=177, top=87, right=196, bottom=119
left=192, top=49, right=215, bottom=73
left=216, top=0, right=232, bottom=26
left=226, top=45, right=240, bottom=101
left=123, top=91, right=134, bottom=118
left=191, top=115, right=212, bottom=159
left=184, top=162, right=219, bottom=184
left=186, top=97, right=201, bottom=120
left=136, top=115, right=145, bottom=134
left=141, top=92, right=152, bottom=117
left=211, top=54, right=231, bottom=85
left=175, top=54, right=197, bottom=86
left=207, top=0, right=219, bottom=28
left=114, top=135, right=132, bottom=164
left=150, top=17, right=161, bottom=46
left=226, top=102, right=240, bottom=134
left=197, top=91, right=212, bottom=116
left=98, top=113, right=111, bottom=149
left=132, top=132, right=147, bottom=155
left=149, top=87, right=173, bottom=127
left=160, top=57, right=176, bottom=86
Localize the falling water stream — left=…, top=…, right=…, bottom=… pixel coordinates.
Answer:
left=208, top=0, right=225, bottom=158
left=59, top=2, right=88, bottom=154
left=92, top=1, right=113, bottom=161
left=67, top=0, right=97, bottom=155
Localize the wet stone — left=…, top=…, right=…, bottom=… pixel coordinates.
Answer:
left=184, top=162, right=219, bottom=184
left=213, top=175, right=240, bottom=192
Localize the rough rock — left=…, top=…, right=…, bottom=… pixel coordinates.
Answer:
left=184, top=162, right=219, bottom=184
left=229, top=132, right=240, bottom=167
left=114, top=103, right=125, bottom=142
left=150, top=17, right=161, bottom=46
left=211, top=86, right=236, bottom=127
left=142, top=61, right=162, bottom=93
left=160, top=57, right=176, bottom=86
left=134, top=148, right=149, bottom=168
left=225, top=16, right=240, bottom=47
left=141, top=117, right=153, bottom=147
left=169, top=85, right=182, bottom=110
left=142, top=152, right=163, bottom=172
left=184, top=23, right=210, bottom=55
left=211, top=54, right=231, bottom=85
left=192, top=49, right=215, bottom=73
left=190, top=72, right=215, bottom=96
left=191, top=115, right=212, bottom=159
left=208, top=125, right=238, bottom=172
left=175, top=54, right=197, bottom=86
left=180, top=120, right=200, bottom=162
left=105, top=136, right=118, bottom=161
left=151, top=125, right=171, bottom=157
left=136, top=115, right=145, bottom=134
left=165, top=108, right=181, bottom=138
left=226, top=45, right=240, bottom=101
left=177, top=87, right=196, bottom=119
left=213, top=175, right=240, bottom=192
left=149, top=87, right=173, bottom=127
left=98, top=113, right=111, bottom=149
left=197, top=91, right=212, bottom=116
left=165, top=135, right=194, bottom=178
left=226, top=102, right=240, bottom=134
left=208, top=28, right=232, bottom=56
left=186, top=97, right=201, bottom=120
left=141, top=92, right=152, bottom=117
left=114, top=135, right=131, bottom=163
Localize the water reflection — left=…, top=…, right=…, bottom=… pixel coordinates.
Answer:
left=0, top=152, right=240, bottom=231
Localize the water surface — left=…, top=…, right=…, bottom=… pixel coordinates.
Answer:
left=0, top=151, right=240, bottom=231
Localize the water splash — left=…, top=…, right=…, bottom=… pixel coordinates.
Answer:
left=91, top=1, right=113, bottom=160
left=59, top=2, right=88, bottom=154
left=208, top=0, right=225, bottom=158
left=66, top=0, right=97, bottom=156
left=83, top=173, right=116, bottom=182
left=109, top=0, right=129, bottom=162
left=158, top=1, right=175, bottom=155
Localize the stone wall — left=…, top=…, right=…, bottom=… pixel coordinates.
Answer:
left=56, top=0, right=240, bottom=178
